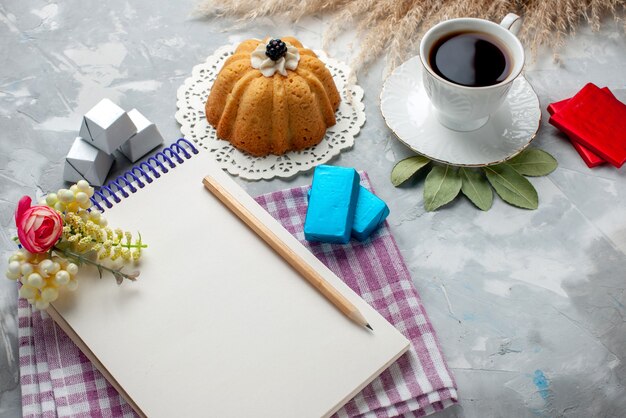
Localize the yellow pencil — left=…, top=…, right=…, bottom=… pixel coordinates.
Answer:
left=202, top=175, right=373, bottom=331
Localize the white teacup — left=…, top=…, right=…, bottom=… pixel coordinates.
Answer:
left=419, top=14, right=524, bottom=131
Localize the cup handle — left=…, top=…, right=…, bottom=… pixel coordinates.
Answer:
left=500, top=13, right=522, bottom=36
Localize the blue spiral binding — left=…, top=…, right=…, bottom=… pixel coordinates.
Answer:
left=90, top=138, right=198, bottom=212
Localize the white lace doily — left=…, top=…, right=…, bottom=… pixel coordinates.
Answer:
left=175, top=43, right=365, bottom=180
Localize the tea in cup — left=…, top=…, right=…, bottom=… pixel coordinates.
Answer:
left=419, top=14, right=524, bottom=131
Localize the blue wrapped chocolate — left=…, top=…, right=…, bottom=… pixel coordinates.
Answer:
left=304, top=165, right=360, bottom=244
left=352, top=187, right=390, bottom=241
left=306, top=185, right=390, bottom=242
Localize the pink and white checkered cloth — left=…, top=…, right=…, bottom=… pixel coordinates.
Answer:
left=18, top=174, right=457, bottom=418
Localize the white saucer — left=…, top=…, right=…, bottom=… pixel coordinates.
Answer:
left=380, top=56, right=541, bottom=167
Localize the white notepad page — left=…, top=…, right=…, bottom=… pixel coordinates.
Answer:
left=50, top=150, right=409, bottom=418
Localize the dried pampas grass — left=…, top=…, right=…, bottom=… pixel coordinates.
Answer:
left=195, top=0, right=626, bottom=74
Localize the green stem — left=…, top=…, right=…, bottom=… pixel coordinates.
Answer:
left=52, top=245, right=138, bottom=282
left=112, top=241, right=148, bottom=249
left=86, top=238, right=147, bottom=249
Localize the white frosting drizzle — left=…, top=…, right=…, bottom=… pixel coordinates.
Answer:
left=250, top=40, right=300, bottom=77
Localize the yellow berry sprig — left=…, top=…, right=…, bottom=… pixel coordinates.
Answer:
left=6, top=249, right=79, bottom=310
left=43, top=179, right=94, bottom=213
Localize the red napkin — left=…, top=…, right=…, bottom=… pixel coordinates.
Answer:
left=546, top=88, right=613, bottom=168
left=549, top=83, right=626, bottom=168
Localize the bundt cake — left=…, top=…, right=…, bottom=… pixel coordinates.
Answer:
left=205, top=37, right=341, bottom=157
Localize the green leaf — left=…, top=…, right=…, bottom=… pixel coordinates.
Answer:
left=459, top=167, right=493, bottom=211
left=424, top=165, right=462, bottom=211
left=484, top=164, right=538, bottom=209
left=391, top=155, right=431, bottom=186
left=506, top=148, right=558, bottom=176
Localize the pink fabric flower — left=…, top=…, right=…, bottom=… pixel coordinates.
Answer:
left=15, top=196, right=63, bottom=253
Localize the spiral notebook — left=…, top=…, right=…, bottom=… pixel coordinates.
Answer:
left=48, top=139, right=410, bottom=418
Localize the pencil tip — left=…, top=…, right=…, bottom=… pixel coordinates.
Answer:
left=366, top=323, right=373, bottom=331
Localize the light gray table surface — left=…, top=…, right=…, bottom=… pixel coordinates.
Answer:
left=1, top=1, right=625, bottom=417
